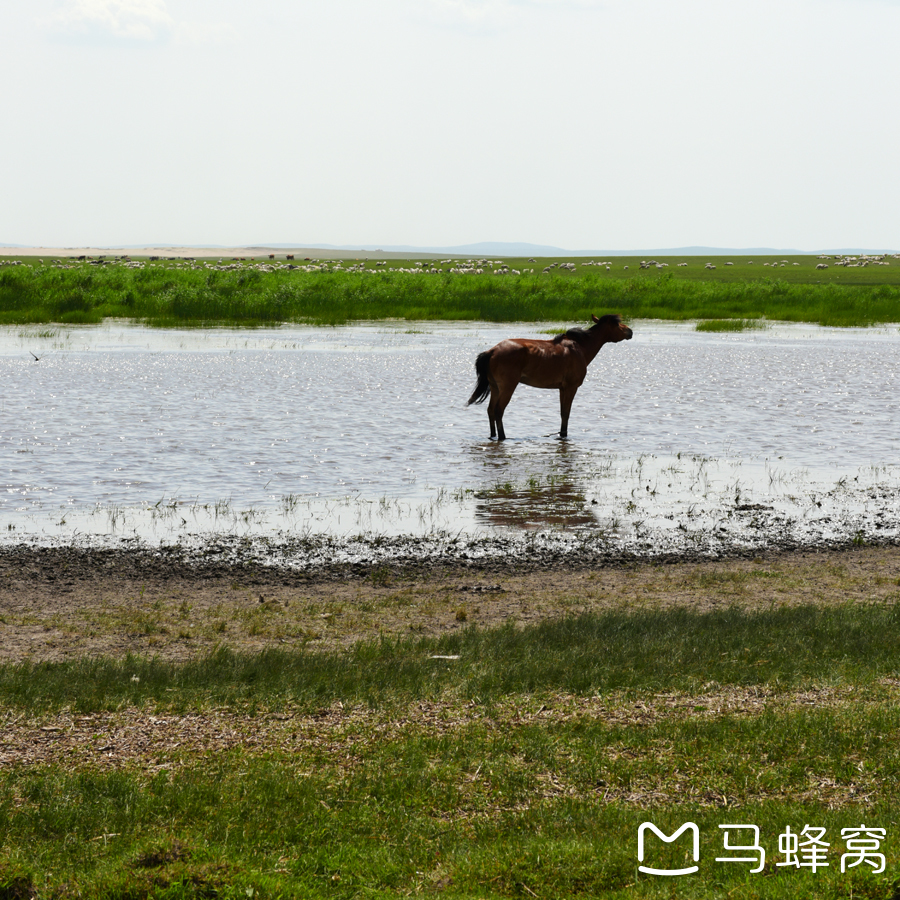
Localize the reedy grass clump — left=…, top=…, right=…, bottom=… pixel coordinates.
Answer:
left=695, top=318, right=768, bottom=332
left=2, top=262, right=900, bottom=327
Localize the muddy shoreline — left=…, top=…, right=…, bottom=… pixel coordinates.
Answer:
left=2, top=535, right=900, bottom=665
left=4, top=522, right=898, bottom=581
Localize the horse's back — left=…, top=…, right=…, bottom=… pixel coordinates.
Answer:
left=491, top=338, right=585, bottom=389
left=489, top=338, right=535, bottom=367
left=492, top=337, right=557, bottom=359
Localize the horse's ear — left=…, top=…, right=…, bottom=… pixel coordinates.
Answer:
left=591, top=314, right=599, bottom=323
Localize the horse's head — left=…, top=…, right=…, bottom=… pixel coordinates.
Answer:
left=592, top=313, right=633, bottom=342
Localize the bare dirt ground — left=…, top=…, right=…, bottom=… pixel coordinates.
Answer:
left=1, top=544, right=898, bottom=665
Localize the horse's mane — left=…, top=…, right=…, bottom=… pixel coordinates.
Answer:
left=551, top=328, right=590, bottom=345
left=551, top=314, right=621, bottom=345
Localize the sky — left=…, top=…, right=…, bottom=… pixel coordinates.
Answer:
left=2, top=0, right=899, bottom=251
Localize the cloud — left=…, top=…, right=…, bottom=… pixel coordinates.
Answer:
left=45, top=0, right=175, bottom=43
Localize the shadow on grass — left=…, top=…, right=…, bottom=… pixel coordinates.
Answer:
left=2, top=603, right=898, bottom=712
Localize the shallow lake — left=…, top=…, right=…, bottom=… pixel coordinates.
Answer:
left=2, top=320, right=899, bottom=555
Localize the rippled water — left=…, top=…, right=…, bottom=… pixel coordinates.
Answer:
left=2, top=320, right=899, bottom=551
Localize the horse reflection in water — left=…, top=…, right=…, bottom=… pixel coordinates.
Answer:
left=467, top=314, right=633, bottom=440
left=474, top=476, right=599, bottom=530
left=470, top=440, right=601, bottom=530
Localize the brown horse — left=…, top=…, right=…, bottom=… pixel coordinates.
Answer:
left=467, top=314, right=633, bottom=440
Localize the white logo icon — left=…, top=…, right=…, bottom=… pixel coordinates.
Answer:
left=637, top=822, right=700, bottom=876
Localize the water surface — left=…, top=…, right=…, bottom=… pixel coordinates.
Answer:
left=2, top=321, right=898, bottom=554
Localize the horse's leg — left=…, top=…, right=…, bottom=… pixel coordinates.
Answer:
left=559, top=386, right=578, bottom=439
left=487, top=382, right=499, bottom=439
left=493, top=381, right=517, bottom=441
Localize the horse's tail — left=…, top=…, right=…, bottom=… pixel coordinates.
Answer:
left=467, top=350, right=493, bottom=405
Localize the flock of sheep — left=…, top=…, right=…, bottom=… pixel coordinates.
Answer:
left=814, top=253, right=895, bottom=270
left=2, top=252, right=898, bottom=276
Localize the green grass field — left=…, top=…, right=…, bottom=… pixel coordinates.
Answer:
left=2, top=602, right=899, bottom=898
left=1, top=253, right=899, bottom=327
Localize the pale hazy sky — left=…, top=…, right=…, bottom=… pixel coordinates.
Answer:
left=2, top=0, right=898, bottom=250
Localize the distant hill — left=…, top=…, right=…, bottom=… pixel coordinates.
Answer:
left=628, top=246, right=896, bottom=257
left=288, top=241, right=572, bottom=256
left=252, top=242, right=897, bottom=257
left=4, top=241, right=896, bottom=257
left=118, top=244, right=231, bottom=250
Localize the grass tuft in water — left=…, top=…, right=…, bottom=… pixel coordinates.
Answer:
left=695, top=318, right=768, bottom=332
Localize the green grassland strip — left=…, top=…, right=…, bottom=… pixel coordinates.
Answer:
left=3, top=684, right=900, bottom=789
left=2, top=605, right=900, bottom=897
left=2, top=260, right=900, bottom=327
left=1, top=695, right=898, bottom=898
